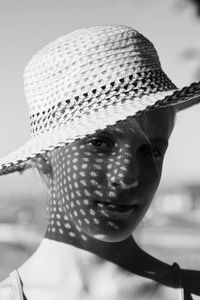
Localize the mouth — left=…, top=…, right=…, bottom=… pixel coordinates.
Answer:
left=95, top=200, right=138, bottom=213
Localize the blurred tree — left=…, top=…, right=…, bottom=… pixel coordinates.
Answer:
left=175, top=0, right=200, bottom=81
left=175, top=0, right=200, bottom=16
left=181, top=48, right=200, bottom=81
left=187, top=0, right=200, bottom=16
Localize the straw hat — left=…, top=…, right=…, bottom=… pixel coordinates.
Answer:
left=0, top=24, right=200, bottom=176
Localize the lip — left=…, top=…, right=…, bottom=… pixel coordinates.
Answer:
left=95, top=200, right=138, bottom=219
left=95, top=200, right=138, bottom=209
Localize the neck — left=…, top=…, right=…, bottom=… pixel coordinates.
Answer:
left=17, top=237, right=136, bottom=290
left=44, top=210, right=135, bottom=268
left=18, top=235, right=175, bottom=290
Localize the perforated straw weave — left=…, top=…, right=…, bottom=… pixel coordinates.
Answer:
left=0, top=25, right=200, bottom=175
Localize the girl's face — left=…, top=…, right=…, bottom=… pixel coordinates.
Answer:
left=47, top=108, right=175, bottom=243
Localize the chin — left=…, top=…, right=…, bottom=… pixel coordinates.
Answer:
left=84, top=218, right=140, bottom=243
left=92, top=229, right=133, bottom=243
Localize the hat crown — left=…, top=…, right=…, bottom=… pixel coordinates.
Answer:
left=23, top=25, right=175, bottom=137
left=24, top=25, right=160, bottom=108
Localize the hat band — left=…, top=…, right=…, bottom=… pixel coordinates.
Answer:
left=29, top=69, right=176, bottom=137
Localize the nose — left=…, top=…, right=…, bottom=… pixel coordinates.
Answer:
left=108, top=161, right=139, bottom=190
left=109, top=178, right=139, bottom=190
left=107, top=144, right=140, bottom=190
left=107, top=137, right=142, bottom=190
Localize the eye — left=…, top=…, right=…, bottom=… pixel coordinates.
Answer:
left=86, top=137, right=114, bottom=151
left=139, top=144, right=165, bottom=160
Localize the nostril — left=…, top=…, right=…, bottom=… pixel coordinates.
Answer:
left=108, top=177, right=139, bottom=190
left=112, top=182, right=120, bottom=187
left=119, top=180, right=139, bottom=189
left=107, top=179, right=120, bottom=188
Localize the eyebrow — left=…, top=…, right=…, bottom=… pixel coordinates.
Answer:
left=98, top=128, right=123, bottom=134
left=85, top=128, right=122, bottom=138
left=93, top=129, right=168, bottom=144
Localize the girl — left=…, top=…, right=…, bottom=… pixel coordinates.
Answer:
left=0, top=25, right=200, bottom=300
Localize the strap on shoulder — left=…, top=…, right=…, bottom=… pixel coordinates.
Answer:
left=9, top=270, right=26, bottom=300
left=172, top=262, right=194, bottom=300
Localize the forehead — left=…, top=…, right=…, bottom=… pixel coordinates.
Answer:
left=102, top=107, right=175, bottom=140
left=49, top=107, right=175, bottom=160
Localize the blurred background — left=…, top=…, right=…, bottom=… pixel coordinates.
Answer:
left=0, top=0, right=200, bottom=298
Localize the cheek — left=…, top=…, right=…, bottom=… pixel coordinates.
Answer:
left=138, top=160, right=164, bottom=204
left=136, top=165, right=162, bottom=221
left=54, top=153, right=104, bottom=221
left=142, top=157, right=164, bottom=182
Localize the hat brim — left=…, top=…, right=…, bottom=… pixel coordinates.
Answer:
left=0, top=81, right=200, bottom=176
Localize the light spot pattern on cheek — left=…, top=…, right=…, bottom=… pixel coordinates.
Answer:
left=45, top=150, right=83, bottom=242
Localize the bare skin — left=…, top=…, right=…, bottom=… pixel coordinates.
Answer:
left=1, top=108, right=200, bottom=299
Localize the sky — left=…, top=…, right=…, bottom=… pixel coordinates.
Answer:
left=0, top=0, right=200, bottom=188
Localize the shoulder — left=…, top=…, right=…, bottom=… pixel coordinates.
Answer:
left=0, top=277, right=14, bottom=300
